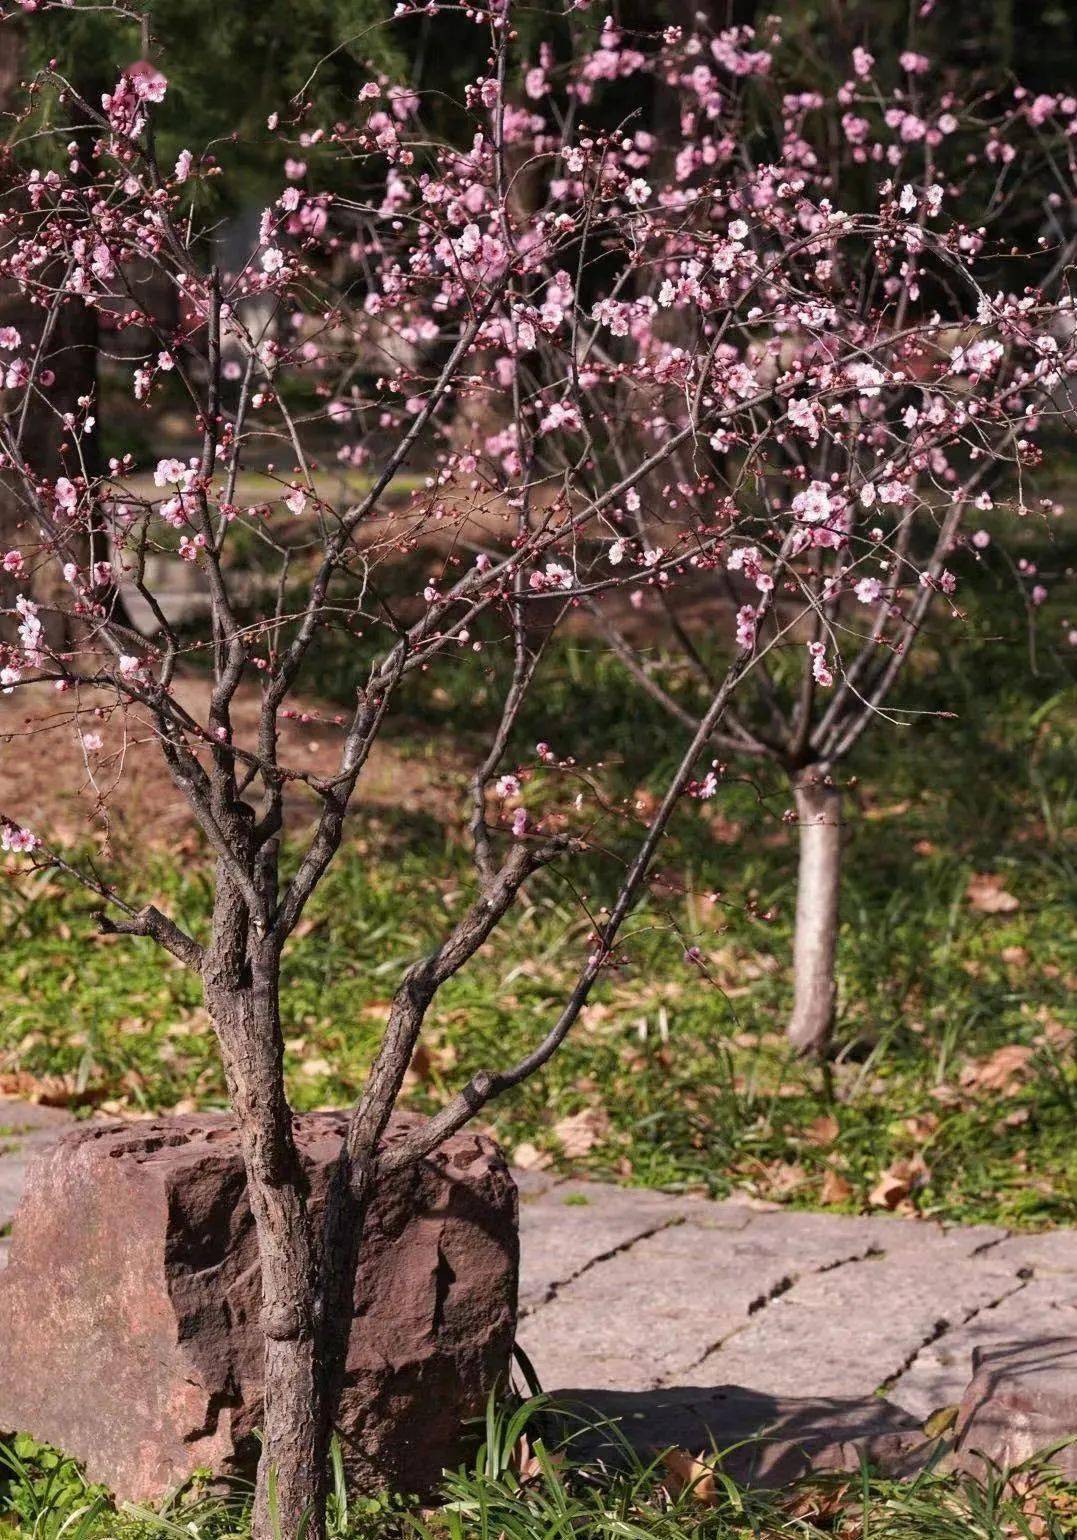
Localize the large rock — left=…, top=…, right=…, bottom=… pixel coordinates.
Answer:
left=955, top=1338, right=1077, bottom=1478
left=0, top=1111, right=517, bottom=1501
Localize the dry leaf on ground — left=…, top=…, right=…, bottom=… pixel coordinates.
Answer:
left=512, top=1141, right=552, bottom=1171
left=760, top=1160, right=809, bottom=1197
left=1034, top=1015, right=1074, bottom=1052
left=805, top=1113, right=840, bottom=1147
left=820, top=1170, right=854, bottom=1206
left=869, top=1154, right=931, bottom=1210
left=661, top=1449, right=718, bottom=1504
left=299, top=1057, right=332, bottom=1079
left=552, top=1105, right=610, bottom=1157
left=959, top=1043, right=1034, bottom=1095
left=0, top=1070, right=104, bottom=1109
left=782, top=1481, right=852, bottom=1523
left=966, top=873, right=1020, bottom=914
left=401, top=1040, right=457, bottom=1090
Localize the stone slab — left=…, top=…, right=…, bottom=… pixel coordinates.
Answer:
left=0, top=1100, right=75, bottom=1228
left=983, top=1230, right=1077, bottom=1277
left=517, top=1180, right=755, bottom=1313
left=888, top=1279, right=1077, bottom=1421
left=0, top=1100, right=75, bottom=1135
left=697, top=1246, right=1021, bottom=1402
left=516, top=1208, right=888, bottom=1393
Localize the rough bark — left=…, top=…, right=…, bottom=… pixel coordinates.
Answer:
left=787, top=769, right=843, bottom=1057
left=202, top=871, right=322, bottom=1540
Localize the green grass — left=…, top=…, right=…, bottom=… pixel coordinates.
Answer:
left=1, top=515, right=1075, bottom=1230
left=1, top=1397, right=1075, bottom=1540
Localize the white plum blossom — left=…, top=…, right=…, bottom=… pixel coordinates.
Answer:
left=154, top=457, right=188, bottom=487
left=1, top=823, right=36, bottom=854
left=855, top=576, right=883, bottom=603
left=808, top=640, right=833, bottom=686
left=735, top=604, right=757, bottom=647
left=787, top=396, right=822, bottom=444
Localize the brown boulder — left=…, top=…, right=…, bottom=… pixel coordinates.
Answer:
left=955, top=1338, right=1077, bottom=1478
left=0, top=1111, right=517, bottom=1501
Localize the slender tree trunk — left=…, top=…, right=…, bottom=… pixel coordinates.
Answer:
left=203, top=875, right=324, bottom=1540
left=787, top=768, right=842, bottom=1056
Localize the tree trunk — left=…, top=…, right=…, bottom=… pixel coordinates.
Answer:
left=203, top=878, right=324, bottom=1540
left=787, top=769, right=842, bottom=1056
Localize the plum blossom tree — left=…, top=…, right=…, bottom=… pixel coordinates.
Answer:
left=569, top=26, right=1077, bottom=1054
left=0, top=3, right=1073, bottom=1536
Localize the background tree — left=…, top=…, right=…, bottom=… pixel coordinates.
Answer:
left=585, top=17, right=1076, bottom=1053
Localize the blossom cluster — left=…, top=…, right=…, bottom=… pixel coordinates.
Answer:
left=0, top=4, right=1073, bottom=850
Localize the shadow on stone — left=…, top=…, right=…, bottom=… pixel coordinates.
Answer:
left=546, top=1385, right=931, bottom=1485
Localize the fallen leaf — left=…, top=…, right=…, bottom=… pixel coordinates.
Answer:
left=929, top=1081, right=962, bottom=1106
left=579, top=1002, right=611, bottom=1029
left=959, top=1044, right=1034, bottom=1095
left=706, top=813, right=743, bottom=844
left=805, top=1113, right=840, bottom=1147
left=291, top=915, right=323, bottom=940
left=360, top=1000, right=392, bottom=1022
left=869, top=1154, right=930, bottom=1210
left=661, top=1449, right=718, bottom=1504
left=0, top=1070, right=105, bottom=1109
left=552, top=1106, right=610, bottom=1158
left=1034, top=1016, right=1074, bottom=1052
left=1001, top=945, right=1029, bottom=968
left=510, top=1429, right=564, bottom=1483
left=512, top=1141, right=552, bottom=1171
left=903, top=1112, right=940, bottom=1143
left=864, top=799, right=911, bottom=821
left=783, top=1481, right=852, bottom=1522
left=966, top=873, right=1020, bottom=914
left=869, top=1171, right=909, bottom=1210
left=820, top=1170, right=854, bottom=1206
left=761, top=1160, right=808, bottom=1197
left=922, top=1404, right=960, bottom=1439
left=402, top=1042, right=454, bottom=1090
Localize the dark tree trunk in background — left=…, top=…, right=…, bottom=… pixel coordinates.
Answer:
left=787, top=768, right=843, bottom=1057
